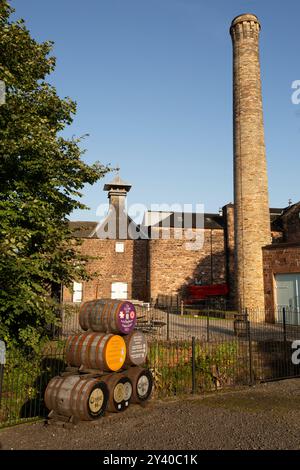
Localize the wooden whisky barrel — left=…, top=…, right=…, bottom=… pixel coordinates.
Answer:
left=123, top=367, right=153, bottom=403
left=66, top=332, right=126, bottom=372
left=79, top=299, right=137, bottom=335
left=44, top=375, right=108, bottom=421
left=100, top=373, right=132, bottom=412
left=124, top=330, right=147, bottom=366
left=123, top=376, right=133, bottom=408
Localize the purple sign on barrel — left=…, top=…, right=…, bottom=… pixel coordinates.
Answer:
left=117, top=301, right=136, bottom=334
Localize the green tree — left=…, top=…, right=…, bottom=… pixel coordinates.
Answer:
left=0, top=1, right=110, bottom=351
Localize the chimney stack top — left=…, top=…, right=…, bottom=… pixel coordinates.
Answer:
left=231, top=13, right=260, bottom=28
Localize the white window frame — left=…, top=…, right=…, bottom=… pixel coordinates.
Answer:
left=115, top=242, right=125, bottom=253
left=111, top=282, right=128, bottom=300
left=72, top=281, right=83, bottom=303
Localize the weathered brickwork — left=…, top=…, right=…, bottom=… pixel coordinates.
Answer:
left=282, top=203, right=300, bottom=243
left=223, top=204, right=236, bottom=306
left=64, top=228, right=226, bottom=304
left=149, top=228, right=226, bottom=302
left=263, top=243, right=300, bottom=321
left=64, top=208, right=290, bottom=309
left=63, top=239, right=148, bottom=302
left=64, top=206, right=298, bottom=313
left=231, top=14, right=271, bottom=315
left=222, top=203, right=284, bottom=309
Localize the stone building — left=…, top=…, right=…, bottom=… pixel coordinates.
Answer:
left=63, top=176, right=149, bottom=303
left=63, top=175, right=300, bottom=321
left=263, top=202, right=300, bottom=321
left=63, top=13, right=300, bottom=322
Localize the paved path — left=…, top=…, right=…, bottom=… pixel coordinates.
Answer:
left=1, top=379, right=300, bottom=450
left=61, top=306, right=300, bottom=343
left=142, top=311, right=300, bottom=343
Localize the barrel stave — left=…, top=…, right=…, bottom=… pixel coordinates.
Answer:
left=100, top=373, right=132, bottom=412
left=123, top=367, right=153, bottom=403
left=44, top=375, right=108, bottom=420
left=79, top=299, right=137, bottom=335
left=66, top=332, right=126, bottom=372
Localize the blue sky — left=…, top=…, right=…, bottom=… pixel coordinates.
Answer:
left=12, top=0, right=300, bottom=221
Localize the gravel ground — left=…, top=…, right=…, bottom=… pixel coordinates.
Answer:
left=1, top=379, right=300, bottom=450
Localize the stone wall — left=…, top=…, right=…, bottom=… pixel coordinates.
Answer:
left=282, top=204, right=300, bottom=243
left=149, top=228, right=226, bottom=302
left=222, top=203, right=283, bottom=309
left=63, top=238, right=148, bottom=302
left=223, top=204, right=236, bottom=307
left=62, top=206, right=298, bottom=309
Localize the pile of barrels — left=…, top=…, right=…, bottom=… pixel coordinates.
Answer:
left=44, top=299, right=152, bottom=422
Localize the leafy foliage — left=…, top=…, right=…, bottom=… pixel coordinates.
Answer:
left=0, top=1, right=110, bottom=351
left=0, top=345, right=66, bottom=425
left=148, top=340, right=241, bottom=396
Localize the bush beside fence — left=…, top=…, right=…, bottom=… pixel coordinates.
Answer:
left=0, top=345, right=66, bottom=428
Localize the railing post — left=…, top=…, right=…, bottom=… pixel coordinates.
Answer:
left=282, top=307, right=287, bottom=344
left=206, top=313, right=210, bottom=343
left=282, top=307, right=288, bottom=374
left=167, top=307, right=170, bottom=341
left=246, top=309, right=254, bottom=385
left=0, top=340, right=6, bottom=411
left=191, top=336, right=196, bottom=394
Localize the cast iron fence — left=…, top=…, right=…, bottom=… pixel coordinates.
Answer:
left=54, top=301, right=300, bottom=345
left=1, top=305, right=300, bottom=429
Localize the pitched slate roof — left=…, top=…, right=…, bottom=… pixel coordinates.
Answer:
left=68, top=216, right=147, bottom=239
left=68, top=207, right=292, bottom=238
left=68, top=221, right=98, bottom=238
left=143, top=211, right=224, bottom=230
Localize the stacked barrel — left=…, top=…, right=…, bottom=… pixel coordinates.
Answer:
left=44, top=299, right=152, bottom=421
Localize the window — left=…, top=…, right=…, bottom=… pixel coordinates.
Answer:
left=115, top=242, right=125, bottom=253
left=111, top=282, right=128, bottom=300
left=72, top=282, right=83, bottom=303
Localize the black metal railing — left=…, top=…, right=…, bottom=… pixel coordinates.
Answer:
left=1, top=305, right=300, bottom=428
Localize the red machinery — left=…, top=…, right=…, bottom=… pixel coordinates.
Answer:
left=185, top=283, right=229, bottom=305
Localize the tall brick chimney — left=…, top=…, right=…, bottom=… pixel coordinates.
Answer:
left=230, top=14, right=271, bottom=316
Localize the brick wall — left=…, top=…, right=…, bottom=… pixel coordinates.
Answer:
left=63, top=238, right=148, bottom=302
left=222, top=203, right=283, bottom=309
left=223, top=204, right=236, bottom=307
left=282, top=204, right=300, bottom=243
left=263, top=243, right=300, bottom=321
left=63, top=207, right=296, bottom=308
left=149, top=228, right=226, bottom=302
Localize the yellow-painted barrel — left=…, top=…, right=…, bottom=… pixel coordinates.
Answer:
left=65, top=332, right=126, bottom=372
left=79, top=299, right=137, bottom=335
left=44, top=375, right=108, bottom=421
